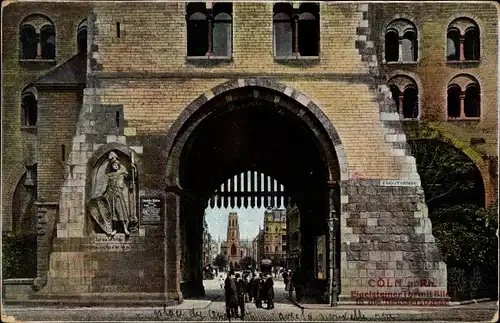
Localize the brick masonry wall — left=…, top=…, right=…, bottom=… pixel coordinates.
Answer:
left=372, top=3, right=498, bottom=153
left=96, top=78, right=400, bottom=179
left=93, top=2, right=370, bottom=74
left=37, top=90, right=82, bottom=202
left=339, top=180, right=447, bottom=300
left=371, top=2, right=498, bottom=205
left=2, top=1, right=89, bottom=230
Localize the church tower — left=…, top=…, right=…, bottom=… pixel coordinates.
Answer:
left=227, top=212, right=240, bottom=267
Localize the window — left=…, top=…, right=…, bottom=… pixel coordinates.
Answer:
left=21, top=87, right=38, bottom=126
left=19, top=15, right=56, bottom=60
left=231, top=244, right=236, bottom=255
left=447, top=74, right=480, bottom=119
left=186, top=2, right=232, bottom=58
left=273, top=2, right=319, bottom=58
left=387, top=75, right=419, bottom=119
left=385, top=19, right=418, bottom=63
left=447, top=18, right=480, bottom=61
left=77, top=19, right=87, bottom=55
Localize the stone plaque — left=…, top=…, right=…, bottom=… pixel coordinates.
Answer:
left=140, top=196, right=163, bottom=225
left=380, top=180, right=420, bottom=187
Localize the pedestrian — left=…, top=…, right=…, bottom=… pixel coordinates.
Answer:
left=254, top=273, right=263, bottom=308
left=224, top=271, right=238, bottom=320
left=235, top=273, right=247, bottom=319
left=283, top=269, right=289, bottom=286
left=286, top=270, right=294, bottom=299
left=219, top=274, right=225, bottom=289
left=247, top=273, right=254, bottom=302
left=291, top=266, right=304, bottom=302
left=264, top=272, right=275, bottom=309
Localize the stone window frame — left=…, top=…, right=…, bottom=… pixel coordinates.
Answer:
left=77, top=19, right=88, bottom=56
left=273, top=2, right=321, bottom=61
left=382, top=17, right=419, bottom=65
left=446, top=17, right=480, bottom=64
left=20, top=86, right=38, bottom=129
left=387, top=74, right=420, bottom=120
left=446, top=74, right=481, bottom=120
left=185, top=2, right=233, bottom=61
left=18, top=14, right=57, bottom=62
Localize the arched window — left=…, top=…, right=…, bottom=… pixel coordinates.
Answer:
left=385, top=30, right=399, bottom=62
left=447, top=74, right=480, bottom=119
left=446, top=28, right=460, bottom=60
left=40, top=25, right=55, bottom=59
left=447, top=85, right=461, bottom=118
left=447, top=18, right=480, bottom=61
left=387, top=75, right=419, bottom=119
left=464, top=84, right=480, bottom=117
left=230, top=244, right=237, bottom=256
left=20, top=25, right=37, bottom=59
left=19, top=15, right=56, bottom=60
left=77, top=19, right=87, bottom=55
left=385, top=19, right=418, bottom=63
left=298, top=3, right=319, bottom=56
left=186, top=2, right=232, bottom=57
left=273, top=4, right=293, bottom=57
left=21, top=87, right=38, bottom=126
left=273, top=2, right=319, bottom=57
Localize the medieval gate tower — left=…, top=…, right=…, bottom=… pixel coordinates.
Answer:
left=3, top=1, right=497, bottom=305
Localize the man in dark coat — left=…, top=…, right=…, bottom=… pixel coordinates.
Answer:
left=254, top=273, right=263, bottom=308
left=264, top=273, right=275, bottom=309
left=224, top=271, right=238, bottom=320
left=248, top=273, right=257, bottom=303
left=234, top=273, right=247, bottom=319
left=291, top=266, right=305, bottom=302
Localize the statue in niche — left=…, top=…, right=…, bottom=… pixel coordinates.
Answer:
left=88, top=151, right=138, bottom=237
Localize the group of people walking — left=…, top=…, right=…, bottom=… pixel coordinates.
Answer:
left=223, top=271, right=275, bottom=320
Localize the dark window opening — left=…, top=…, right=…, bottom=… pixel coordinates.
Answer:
left=273, top=3, right=319, bottom=57
left=273, top=4, right=293, bottom=57
left=40, top=25, right=55, bottom=59
left=230, top=244, right=236, bottom=256
left=77, top=27, right=87, bottom=55
left=61, top=144, right=66, bottom=161
left=20, top=25, right=38, bottom=59
left=446, top=29, right=460, bottom=61
left=116, top=22, right=121, bottom=38
left=402, top=30, right=417, bottom=61
left=464, top=28, right=479, bottom=60
left=186, top=2, right=232, bottom=57
left=21, top=92, right=37, bottom=126
left=212, top=3, right=232, bottom=57
left=115, top=111, right=120, bottom=127
left=298, top=4, right=319, bottom=56
left=389, top=85, right=401, bottom=113
left=464, top=85, right=480, bottom=117
left=385, top=30, right=399, bottom=62
left=402, top=87, right=418, bottom=119
left=447, top=85, right=461, bottom=118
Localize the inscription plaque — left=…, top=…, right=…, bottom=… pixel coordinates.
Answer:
left=140, top=196, right=163, bottom=225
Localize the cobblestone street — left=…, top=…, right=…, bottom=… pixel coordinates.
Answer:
left=2, top=278, right=497, bottom=322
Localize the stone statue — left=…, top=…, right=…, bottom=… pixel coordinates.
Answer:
left=88, top=152, right=138, bottom=237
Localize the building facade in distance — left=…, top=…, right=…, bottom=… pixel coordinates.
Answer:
left=286, top=204, right=301, bottom=270
left=260, top=208, right=287, bottom=266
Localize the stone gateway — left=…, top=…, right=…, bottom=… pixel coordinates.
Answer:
left=2, top=1, right=497, bottom=306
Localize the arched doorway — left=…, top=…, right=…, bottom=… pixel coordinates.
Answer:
left=164, top=80, right=348, bottom=302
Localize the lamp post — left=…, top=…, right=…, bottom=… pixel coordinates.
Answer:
left=328, top=215, right=338, bottom=307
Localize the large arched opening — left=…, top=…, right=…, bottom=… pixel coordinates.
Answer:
left=164, top=80, right=348, bottom=301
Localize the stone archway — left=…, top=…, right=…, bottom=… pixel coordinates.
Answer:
left=163, top=78, right=350, bottom=302
left=404, top=123, right=494, bottom=207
